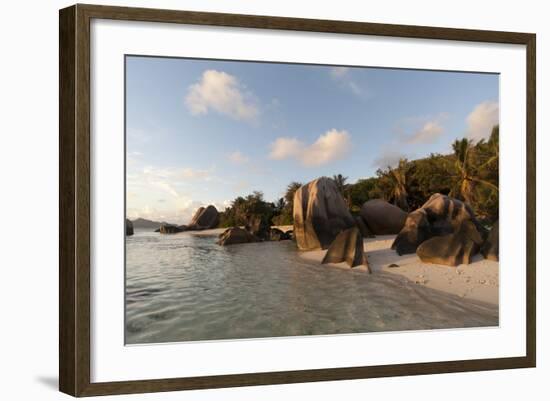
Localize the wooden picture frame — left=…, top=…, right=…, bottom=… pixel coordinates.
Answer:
left=59, top=3, right=536, bottom=397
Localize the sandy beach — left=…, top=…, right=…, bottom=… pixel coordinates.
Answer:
left=187, top=227, right=498, bottom=306
left=301, top=235, right=499, bottom=306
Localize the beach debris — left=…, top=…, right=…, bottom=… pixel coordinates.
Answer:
left=293, top=177, right=356, bottom=251
left=359, top=199, right=406, bottom=235
left=321, top=226, right=371, bottom=271
left=388, top=263, right=400, bottom=268
left=416, top=220, right=484, bottom=267
left=481, top=219, right=499, bottom=261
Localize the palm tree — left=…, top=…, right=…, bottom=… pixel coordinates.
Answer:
left=450, top=137, right=498, bottom=205
left=388, top=159, right=410, bottom=211
left=331, top=174, right=348, bottom=195
left=284, top=182, right=303, bottom=206
left=274, top=197, right=286, bottom=213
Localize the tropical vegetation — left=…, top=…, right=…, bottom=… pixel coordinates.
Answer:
left=218, top=126, right=499, bottom=228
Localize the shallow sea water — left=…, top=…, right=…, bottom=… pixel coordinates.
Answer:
left=126, top=230, right=498, bottom=344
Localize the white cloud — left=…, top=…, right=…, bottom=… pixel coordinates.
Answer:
left=185, top=70, right=259, bottom=122
left=269, top=129, right=351, bottom=167
left=127, top=199, right=202, bottom=225
left=132, top=165, right=215, bottom=200
left=405, top=120, right=444, bottom=144
left=466, top=101, right=499, bottom=141
left=228, top=151, right=249, bottom=165
left=179, top=167, right=212, bottom=179
left=330, top=67, right=350, bottom=78
left=269, top=137, right=303, bottom=160
left=372, top=149, right=407, bottom=169
left=329, top=67, right=363, bottom=96
left=396, top=113, right=449, bottom=144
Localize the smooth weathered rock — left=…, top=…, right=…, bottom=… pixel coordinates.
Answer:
left=416, top=221, right=484, bottom=266
left=245, top=215, right=271, bottom=240
left=355, top=216, right=373, bottom=238
left=293, top=177, right=356, bottom=250
left=392, top=194, right=484, bottom=255
left=187, top=205, right=220, bottom=230
left=126, top=219, right=134, bottom=236
left=321, top=227, right=371, bottom=271
left=269, top=227, right=291, bottom=241
left=359, top=199, right=406, bottom=235
left=217, top=227, right=258, bottom=246
left=481, top=220, right=499, bottom=261
left=391, top=209, right=432, bottom=255
left=159, top=223, right=184, bottom=234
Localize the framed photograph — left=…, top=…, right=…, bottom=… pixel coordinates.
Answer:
left=59, top=4, right=536, bottom=397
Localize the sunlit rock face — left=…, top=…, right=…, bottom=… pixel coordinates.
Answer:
left=416, top=220, right=484, bottom=266
left=322, top=226, right=370, bottom=271
left=188, top=205, right=220, bottom=230
left=293, top=177, right=356, bottom=251
left=392, top=194, right=484, bottom=256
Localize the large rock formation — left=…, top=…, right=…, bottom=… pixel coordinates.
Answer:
left=159, top=223, right=184, bottom=234
left=354, top=215, right=373, bottom=238
left=481, top=220, right=499, bottom=261
left=217, top=227, right=258, bottom=246
left=391, top=209, right=432, bottom=255
left=269, top=227, right=291, bottom=241
left=392, top=194, right=484, bottom=255
left=359, top=199, right=406, bottom=235
left=245, top=215, right=271, bottom=240
left=416, top=221, right=484, bottom=266
left=293, top=177, right=356, bottom=250
left=187, top=205, right=219, bottom=230
left=125, top=219, right=134, bottom=236
left=322, top=227, right=371, bottom=271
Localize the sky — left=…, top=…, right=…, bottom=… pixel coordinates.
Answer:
left=126, top=56, right=499, bottom=224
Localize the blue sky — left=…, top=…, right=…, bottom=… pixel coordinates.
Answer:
left=126, top=56, right=499, bottom=224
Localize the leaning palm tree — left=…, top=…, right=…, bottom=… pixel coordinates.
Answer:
left=450, top=138, right=498, bottom=206
left=388, top=159, right=410, bottom=211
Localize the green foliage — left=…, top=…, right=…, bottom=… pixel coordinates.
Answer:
left=219, top=125, right=499, bottom=228
left=347, top=177, right=378, bottom=212
left=344, top=125, right=499, bottom=223
left=219, top=184, right=302, bottom=228
left=219, top=191, right=277, bottom=228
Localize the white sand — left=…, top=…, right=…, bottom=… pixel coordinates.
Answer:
left=300, top=235, right=499, bottom=306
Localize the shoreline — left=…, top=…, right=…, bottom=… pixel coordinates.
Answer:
left=149, top=227, right=498, bottom=307
left=187, top=225, right=293, bottom=237
left=300, top=235, right=499, bottom=306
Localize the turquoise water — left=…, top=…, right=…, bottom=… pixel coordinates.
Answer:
left=125, top=230, right=498, bottom=344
